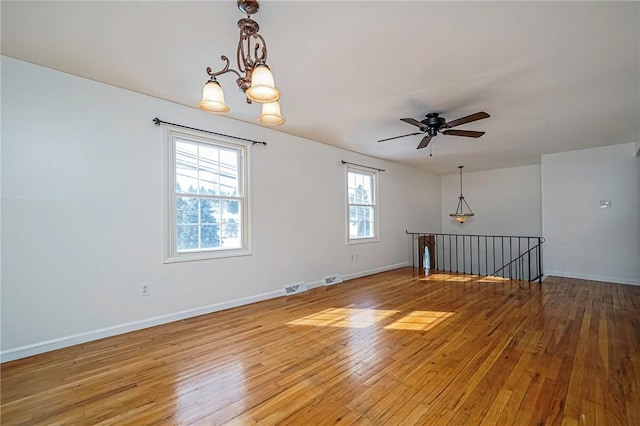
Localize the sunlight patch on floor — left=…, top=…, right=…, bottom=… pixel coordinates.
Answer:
left=287, top=308, right=399, bottom=329
left=384, top=311, right=455, bottom=331
left=420, top=273, right=479, bottom=282
left=477, top=276, right=510, bottom=283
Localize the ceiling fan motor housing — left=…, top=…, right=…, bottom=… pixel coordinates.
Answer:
left=421, top=113, right=446, bottom=136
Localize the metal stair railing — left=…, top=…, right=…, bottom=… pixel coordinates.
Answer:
left=489, top=242, right=545, bottom=282
left=406, top=231, right=545, bottom=283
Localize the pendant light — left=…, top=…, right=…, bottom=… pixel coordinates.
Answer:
left=198, top=0, right=284, bottom=125
left=450, top=166, right=475, bottom=223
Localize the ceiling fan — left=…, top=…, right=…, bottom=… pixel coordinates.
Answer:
left=378, top=111, right=490, bottom=149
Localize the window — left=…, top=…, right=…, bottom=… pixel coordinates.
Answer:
left=346, top=166, right=378, bottom=243
left=164, top=127, right=251, bottom=262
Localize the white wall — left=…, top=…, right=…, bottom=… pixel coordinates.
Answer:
left=0, top=57, right=442, bottom=360
left=441, top=165, right=542, bottom=236
left=542, top=143, right=640, bottom=285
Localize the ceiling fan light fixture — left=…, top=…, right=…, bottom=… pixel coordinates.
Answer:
left=198, top=80, right=230, bottom=114
left=258, top=100, right=285, bottom=126
left=449, top=166, right=474, bottom=224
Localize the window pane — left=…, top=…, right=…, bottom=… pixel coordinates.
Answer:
left=221, top=223, right=241, bottom=249
left=219, top=173, right=238, bottom=196
left=355, top=184, right=364, bottom=203
left=177, top=225, right=199, bottom=251
left=200, top=199, right=218, bottom=224
left=175, top=141, right=198, bottom=194
left=220, top=149, right=238, bottom=167
left=199, top=169, right=218, bottom=196
left=349, top=221, right=360, bottom=239
left=349, top=205, right=357, bottom=222
left=348, top=188, right=356, bottom=203
left=200, top=225, right=220, bottom=249
left=359, top=206, right=373, bottom=238
left=363, top=207, right=375, bottom=237
left=176, top=197, right=199, bottom=224
left=349, top=206, right=374, bottom=239
left=348, top=172, right=356, bottom=190
left=362, top=175, right=372, bottom=204
left=198, top=145, right=219, bottom=195
left=349, top=206, right=359, bottom=239
left=360, top=221, right=373, bottom=238
left=221, top=199, right=241, bottom=222
left=219, top=149, right=239, bottom=196
left=221, top=200, right=242, bottom=248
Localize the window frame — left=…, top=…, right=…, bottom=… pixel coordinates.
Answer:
left=345, top=165, right=379, bottom=244
left=163, top=126, right=252, bottom=263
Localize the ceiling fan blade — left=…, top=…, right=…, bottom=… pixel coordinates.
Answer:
left=441, top=129, right=485, bottom=138
left=377, top=132, right=422, bottom=142
left=416, top=136, right=432, bottom=149
left=445, top=112, right=490, bottom=128
left=400, top=118, right=427, bottom=128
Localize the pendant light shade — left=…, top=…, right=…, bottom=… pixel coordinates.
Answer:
left=449, top=166, right=475, bottom=223
left=198, top=80, right=230, bottom=114
left=451, top=211, right=474, bottom=224
left=245, top=64, right=280, bottom=103
left=258, top=101, right=285, bottom=126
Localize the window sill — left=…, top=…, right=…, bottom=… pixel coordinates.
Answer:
left=164, top=248, right=252, bottom=263
left=347, top=237, right=380, bottom=245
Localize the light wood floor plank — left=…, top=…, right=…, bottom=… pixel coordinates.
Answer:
left=2, top=268, right=639, bottom=424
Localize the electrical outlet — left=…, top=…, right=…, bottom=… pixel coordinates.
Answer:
left=140, top=283, right=150, bottom=296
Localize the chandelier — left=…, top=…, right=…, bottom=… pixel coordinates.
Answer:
left=450, top=166, right=475, bottom=223
left=198, top=0, right=284, bottom=126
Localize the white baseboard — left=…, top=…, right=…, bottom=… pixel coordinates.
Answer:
left=343, top=262, right=409, bottom=281
left=544, top=270, right=640, bottom=286
left=306, top=279, right=325, bottom=290
left=1, top=262, right=410, bottom=363
left=0, top=288, right=284, bottom=363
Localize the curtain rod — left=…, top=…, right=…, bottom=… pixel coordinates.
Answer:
left=153, top=118, right=267, bottom=146
left=341, top=160, right=385, bottom=172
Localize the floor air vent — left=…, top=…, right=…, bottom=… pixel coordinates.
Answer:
left=284, top=282, right=308, bottom=296
left=323, top=274, right=343, bottom=286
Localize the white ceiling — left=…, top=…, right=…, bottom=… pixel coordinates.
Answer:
left=2, top=1, right=639, bottom=175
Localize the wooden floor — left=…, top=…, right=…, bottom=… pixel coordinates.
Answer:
left=2, top=268, right=640, bottom=425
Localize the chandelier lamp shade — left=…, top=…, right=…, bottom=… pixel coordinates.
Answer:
left=258, top=101, right=285, bottom=126
left=198, top=80, right=230, bottom=114
left=197, top=0, right=284, bottom=126
left=450, top=166, right=475, bottom=224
